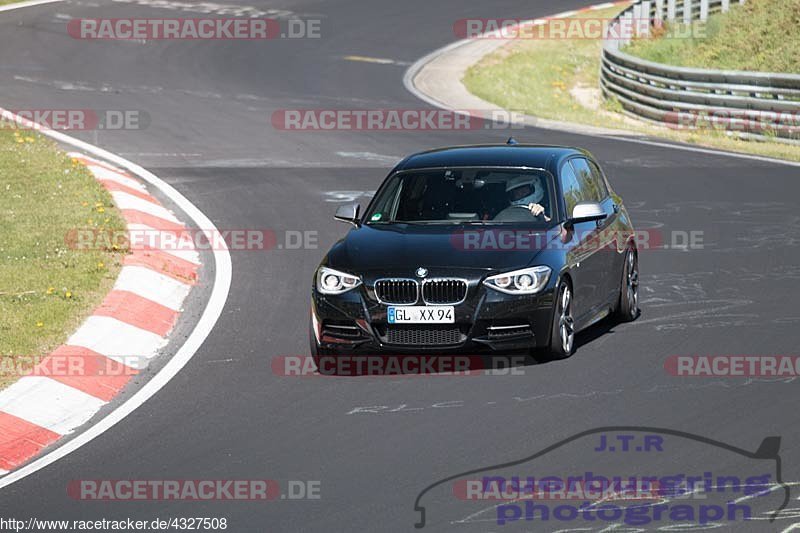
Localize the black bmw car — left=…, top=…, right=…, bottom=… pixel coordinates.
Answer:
left=310, top=141, right=639, bottom=361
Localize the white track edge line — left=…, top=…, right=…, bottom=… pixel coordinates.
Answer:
left=0, top=0, right=63, bottom=13
left=0, top=110, right=232, bottom=487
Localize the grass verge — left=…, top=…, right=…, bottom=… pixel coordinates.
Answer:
left=0, top=129, right=126, bottom=389
left=625, top=0, right=800, bottom=73
left=462, top=4, right=800, bottom=162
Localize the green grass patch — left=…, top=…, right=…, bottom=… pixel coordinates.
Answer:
left=462, top=3, right=800, bottom=162
left=464, top=7, right=623, bottom=127
left=625, top=0, right=800, bottom=73
left=0, top=129, right=126, bottom=389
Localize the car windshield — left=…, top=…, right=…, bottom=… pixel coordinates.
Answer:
left=365, top=167, right=556, bottom=225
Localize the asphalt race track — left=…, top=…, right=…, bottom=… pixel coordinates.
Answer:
left=1, top=0, right=799, bottom=531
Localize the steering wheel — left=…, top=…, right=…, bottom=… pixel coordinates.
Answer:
left=510, top=204, right=544, bottom=215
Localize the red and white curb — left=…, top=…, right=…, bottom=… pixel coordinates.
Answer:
left=0, top=153, right=200, bottom=476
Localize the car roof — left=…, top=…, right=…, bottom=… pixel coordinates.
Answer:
left=393, top=143, right=592, bottom=173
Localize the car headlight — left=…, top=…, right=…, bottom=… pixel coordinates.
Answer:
left=316, top=266, right=362, bottom=295
left=483, top=266, right=551, bottom=295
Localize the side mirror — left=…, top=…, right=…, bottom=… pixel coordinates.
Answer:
left=334, top=203, right=360, bottom=226
left=565, top=201, right=606, bottom=228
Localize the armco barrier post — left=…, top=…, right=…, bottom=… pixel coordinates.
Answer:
left=683, top=0, right=692, bottom=24
left=639, top=1, right=651, bottom=36
left=621, top=11, right=633, bottom=44
left=721, top=0, right=729, bottom=11
left=607, top=23, right=620, bottom=49
left=667, top=0, right=677, bottom=20
left=700, top=0, right=709, bottom=20
left=655, top=0, right=664, bottom=24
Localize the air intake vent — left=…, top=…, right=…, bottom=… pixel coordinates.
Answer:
left=422, top=279, right=467, bottom=304
left=322, top=322, right=362, bottom=339
left=375, top=279, right=418, bottom=305
left=385, top=326, right=464, bottom=346
left=487, top=324, right=532, bottom=340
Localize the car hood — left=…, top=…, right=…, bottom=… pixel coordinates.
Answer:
left=325, top=223, right=561, bottom=275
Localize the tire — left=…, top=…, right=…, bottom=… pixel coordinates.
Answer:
left=548, top=279, right=575, bottom=359
left=616, top=246, right=640, bottom=322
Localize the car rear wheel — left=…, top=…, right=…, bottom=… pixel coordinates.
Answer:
left=616, top=246, right=640, bottom=322
left=548, top=279, right=575, bottom=359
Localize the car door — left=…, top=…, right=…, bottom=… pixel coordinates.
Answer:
left=567, top=157, right=613, bottom=323
left=583, top=158, right=622, bottom=304
left=558, top=159, right=600, bottom=324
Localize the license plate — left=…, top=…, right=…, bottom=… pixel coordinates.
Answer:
left=388, top=306, right=454, bottom=324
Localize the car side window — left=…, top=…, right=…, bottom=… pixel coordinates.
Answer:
left=570, top=158, right=607, bottom=202
left=586, top=160, right=610, bottom=199
left=559, top=161, right=584, bottom=215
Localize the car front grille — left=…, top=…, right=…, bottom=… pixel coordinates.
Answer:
left=422, top=279, right=467, bottom=304
left=375, top=279, right=418, bottom=305
left=385, top=325, right=464, bottom=346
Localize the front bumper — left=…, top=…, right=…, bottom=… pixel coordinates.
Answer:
left=311, top=284, right=556, bottom=354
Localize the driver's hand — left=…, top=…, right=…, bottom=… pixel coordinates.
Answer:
left=527, top=203, right=551, bottom=222
left=527, top=203, right=545, bottom=216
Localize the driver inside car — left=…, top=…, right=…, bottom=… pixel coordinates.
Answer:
left=498, top=175, right=550, bottom=221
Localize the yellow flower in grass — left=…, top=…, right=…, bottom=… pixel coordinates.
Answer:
left=65, top=291, right=72, bottom=299
left=36, top=321, right=44, bottom=328
left=46, top=287, right=54, bottom=295
left=97, top=261, right=105, bottom=269
left=25, top=137, right=35, bottom=143
left=96, top=207, right=105, bottom=214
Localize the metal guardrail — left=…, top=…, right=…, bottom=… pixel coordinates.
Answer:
left=600, top=0, right=800, bottom=143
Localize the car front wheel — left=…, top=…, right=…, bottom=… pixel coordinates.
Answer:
left=616, top=246, right=640, bottom=322
left=548, top=279, right=575, bottom=359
